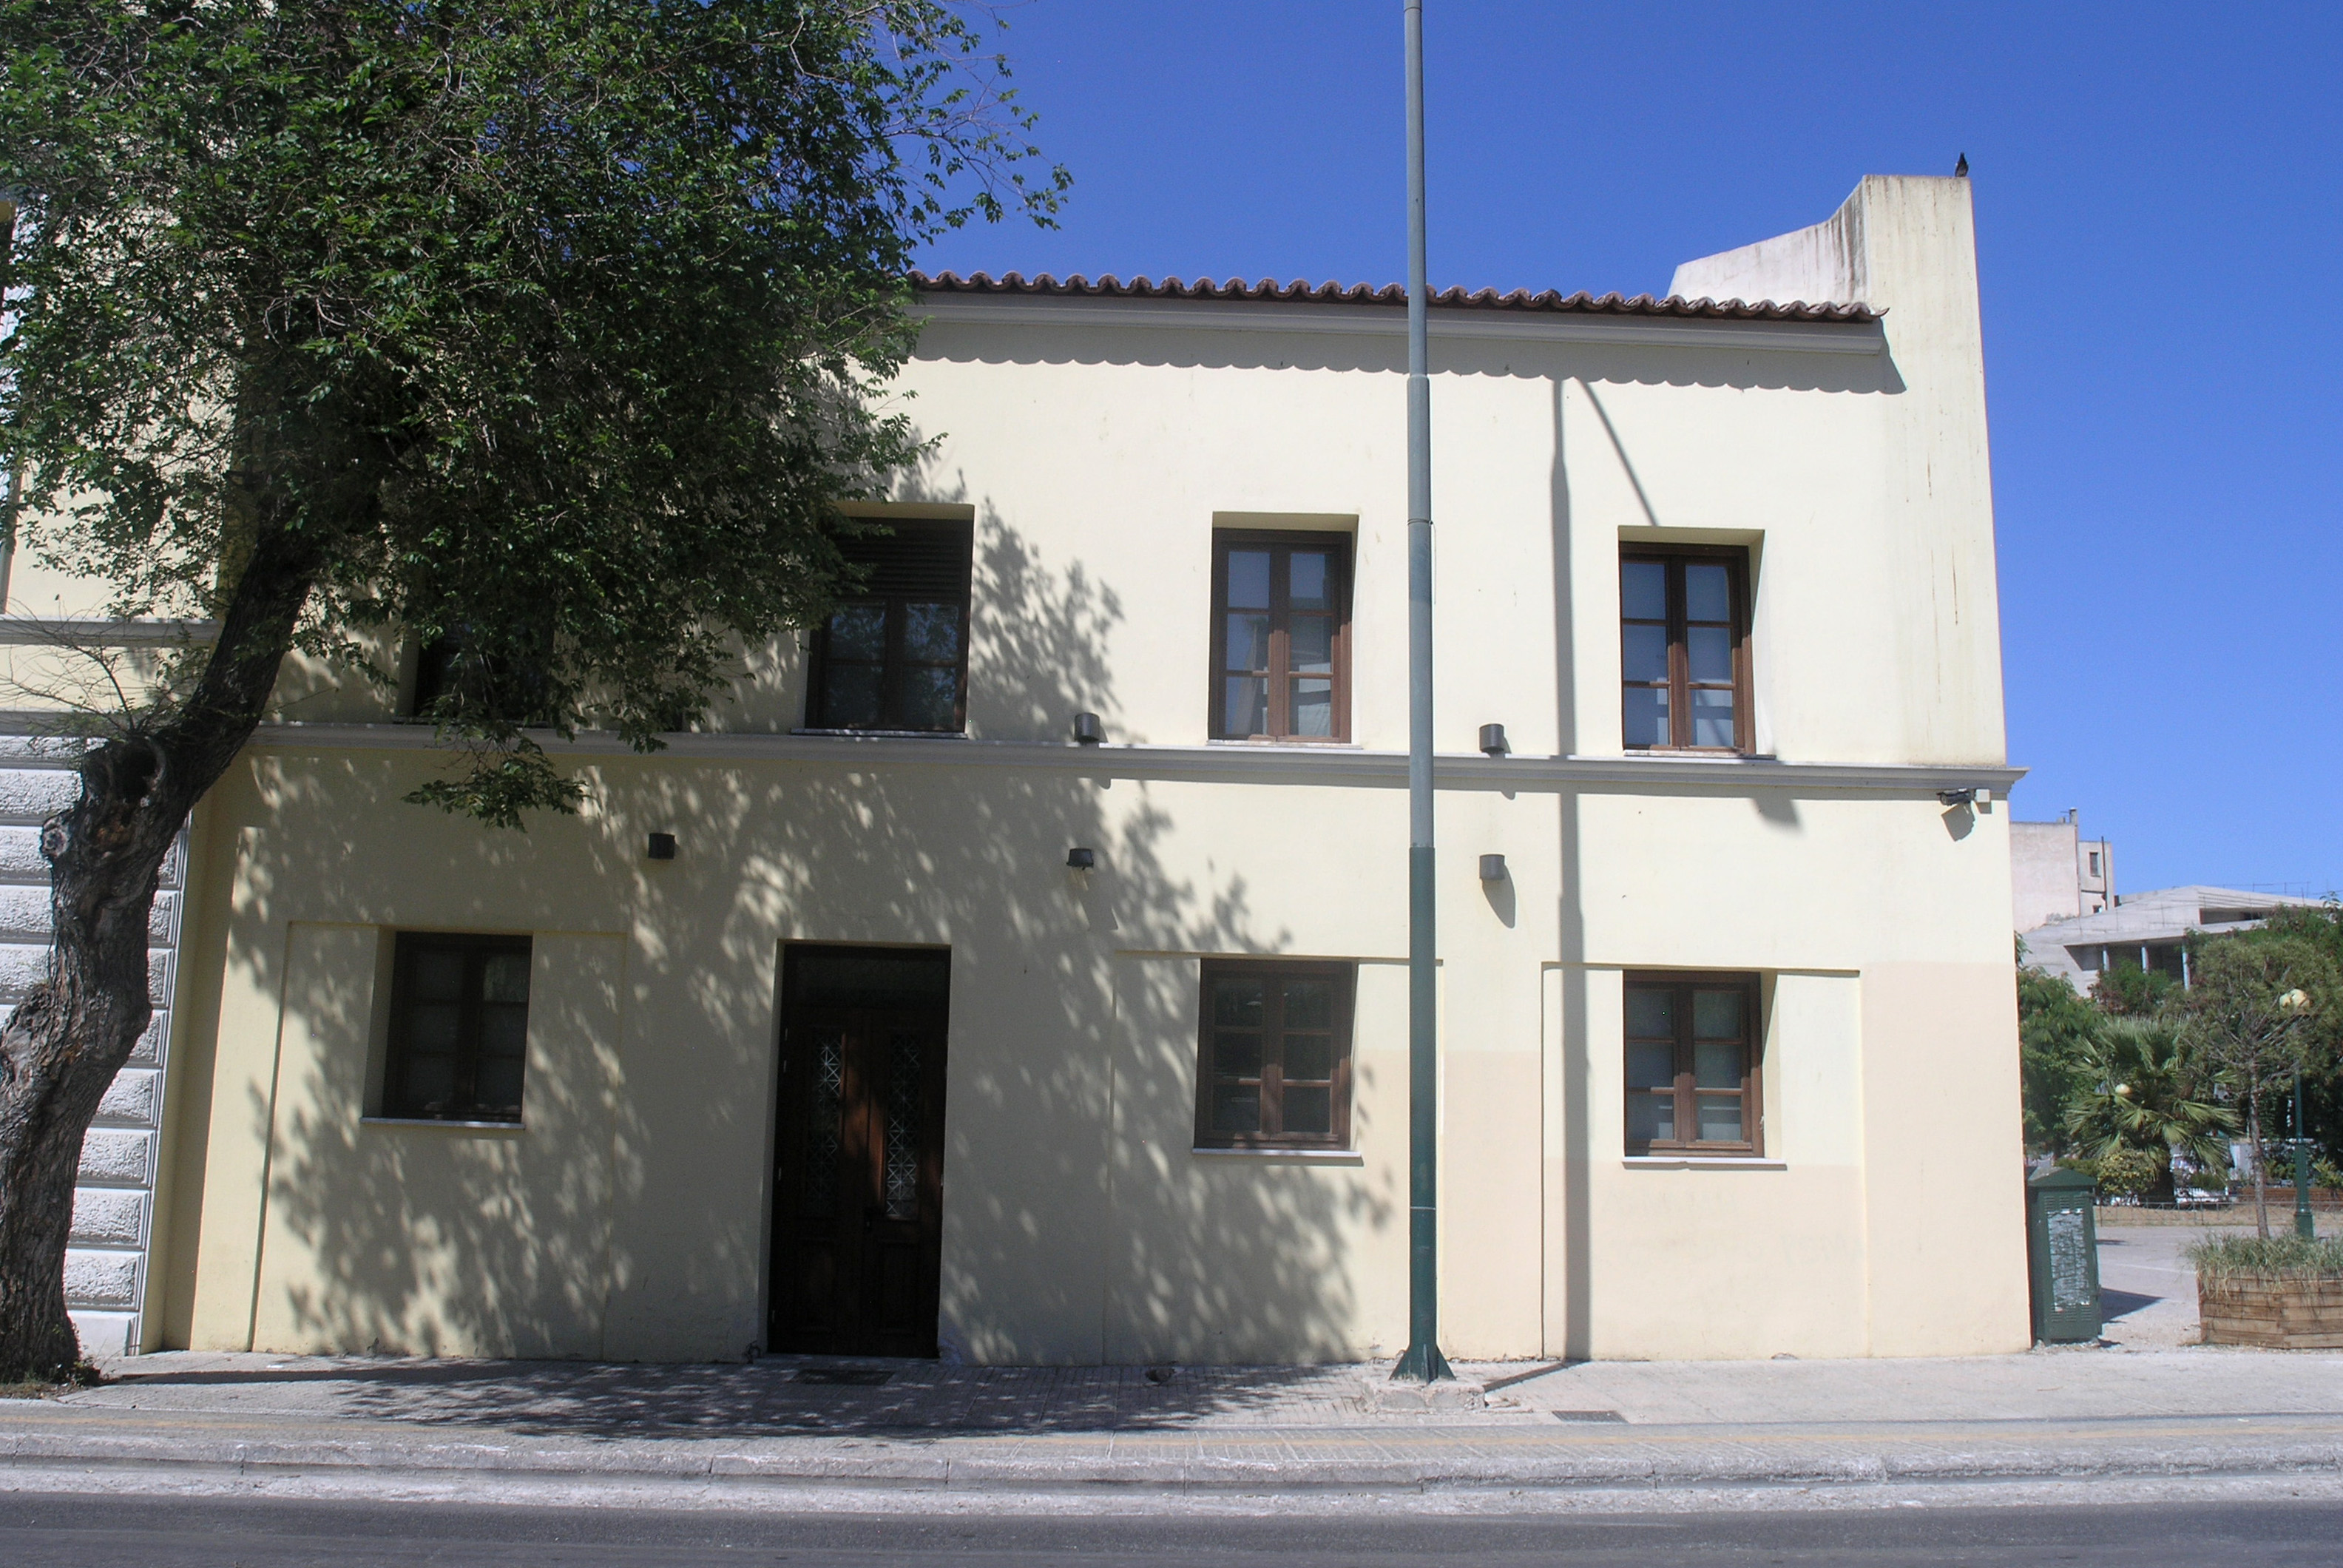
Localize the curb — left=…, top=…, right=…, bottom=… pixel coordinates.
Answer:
left=5, top=1421, right=2343, bottom=1496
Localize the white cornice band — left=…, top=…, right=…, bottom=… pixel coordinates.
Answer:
left=232, top=722, right=2022, bottom=797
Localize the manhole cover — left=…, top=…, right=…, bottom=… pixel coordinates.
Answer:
left=795, top=1368, right=894, bottom=1387
left=1552, top=1410, right=1626, bottom=1423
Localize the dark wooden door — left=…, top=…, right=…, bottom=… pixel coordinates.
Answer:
left=770, top=951, right=948, bottom=1357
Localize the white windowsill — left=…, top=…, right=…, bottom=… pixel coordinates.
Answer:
left=362, top=1117, right=527, bottom=1132
left=1623, top=1155, right=1785, bottom=1170
left=1191, top=1147, right=1364, bottom=1165
left=790, top=729, right=970, bottom=740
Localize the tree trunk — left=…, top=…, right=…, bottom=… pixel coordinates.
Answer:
left=2249, top=1072, right=2270, bottom=1240
left=0, top=509, right=318, bottom=1381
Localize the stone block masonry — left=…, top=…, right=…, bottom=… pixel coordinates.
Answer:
left=0, top=733, right=187, bottom=1358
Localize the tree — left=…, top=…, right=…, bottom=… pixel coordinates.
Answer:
left=2018, top=963, right=2100, bottom=1155
left=2060, top=1015, right=2234, bottom=1202
left=0, top=0, right=1063, bottom=1380
left=2180, top=929, right=2342, bottom=1237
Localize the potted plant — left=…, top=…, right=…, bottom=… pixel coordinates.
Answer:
left=2190, top=1234, right=2343, bottom=1348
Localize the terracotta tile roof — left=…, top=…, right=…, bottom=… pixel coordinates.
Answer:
left=910, top=270, right=1880, bottom=323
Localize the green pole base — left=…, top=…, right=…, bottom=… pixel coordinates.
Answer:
left=1391, top=1340, right=1453, bottom=1383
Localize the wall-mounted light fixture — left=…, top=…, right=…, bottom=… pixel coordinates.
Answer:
left=1072, top=712, right=1106, bottom=745
left=647, top=831, right=677, bottom=861
left=1478, top=723, right=1509, bottom=757
left=1935, top=788, right=1975, bottom=808
left=1478, top=854, right=1507, bottom=882
left=1066, top=847, right=1098, bottom=871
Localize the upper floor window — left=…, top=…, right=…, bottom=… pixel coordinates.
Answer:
left=1211, top=531, right=1352, bottom=742
left=385, top=933, right=532, bottom=1123
left=1620, top=548, right=1750, bottom=752
left=805, top=521, right=973, bottom=733
left=407, top=621, right=556, bottom=723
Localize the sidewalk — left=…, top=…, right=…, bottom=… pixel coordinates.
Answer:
left=5, top=1342, right=2343, bottom=1504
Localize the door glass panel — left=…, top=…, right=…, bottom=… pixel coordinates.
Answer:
left=1694, top=1040, right=1744, bottom=1089
left=413, top=950, right=466, bottom=1001
left=1693, top=990, right=1744, bottom=1038
left=1621, top=624, right=1670, bottom=683
left=1213, top=1033, right=1262, bottom=1078
left=408, top=1002, right=462, bottom=1055
left=1282, top=1085, right=1332, bottom=1134
left=1226, top=550, right=1271, bottom=609
left=1283, top=1035, right=1334, bottom=1082
left=1621, top=561, right=1667, bottom=621
left=1213, top=1084, right=1261, bottom=1133
left=821, top=663, right=883, bottom=727
left=1623, top=687, right=1670, bottom=747
left=1214, top=976, right=1266, bottom=1027
left=1690, top=689, right=1735, bottom=748
left=403, top=1055, right=456, bottom=1111
left=1629, top=1092, right=1673, bottom=1144
left=827, top=604, right=886, bottom=660
left=1226, top=613, right=1271, bottom=671
left=1626, top=1041, right=1675, bottom=1090
left=1686, top=563, right=1731, bottom=623
left=1282, top=978, right=1332, bottom=1028
left=803, top=1030, right=845, bottom=1217
left=1697, top=1095, right=1744, bottom=1143
left=1288, top=551, right=1331, bottom=609
left=1291, top=680, right=1333, bottom=736
left=883, top=1033, right=921, bottom=1220
left=1289, top=615, right=1333, bottom=673
left=899, top=666, right=959, bottom=730
left=902, top=602, right=961, bottom=661
left=1224, top=677, right=1268, bottom=736
left=1626, top=987, right=1674, bottom=1039
left=1686, top=625, right=1733, bottom=683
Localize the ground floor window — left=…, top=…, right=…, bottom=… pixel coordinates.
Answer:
left=385, top=933, right=532, bottom=1122
left=1194, top=959, right=1356, bottom=1150
left=1624, top=971, right=1761, bottom=1155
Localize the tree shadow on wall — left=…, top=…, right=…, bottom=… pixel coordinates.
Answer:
left=241, top=499, right=1395, bottom=1373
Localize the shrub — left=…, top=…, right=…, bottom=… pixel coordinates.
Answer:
left=2186, top=1234, right=2343, bottom=1283
left=2092, top=1146, right=2162, bottom=1200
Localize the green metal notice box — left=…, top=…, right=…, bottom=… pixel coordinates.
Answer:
left=2026, top=1166, right=2102, bottom=1343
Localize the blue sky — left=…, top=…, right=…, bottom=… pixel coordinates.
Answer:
left=916, top=2, right=2343, bottom=899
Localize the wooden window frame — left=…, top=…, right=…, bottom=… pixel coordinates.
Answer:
left=804, top=520, right=974, bottom=734
left=1623, top=970, right=1762, bottom=1157
left=1209, top=530, right=1353, bottom=743
left=1619, top=545, right=1752, bottom=754
left=1192, top=958, right=1356, bottom=1151
left=383, top=932, right=534, bottom=1123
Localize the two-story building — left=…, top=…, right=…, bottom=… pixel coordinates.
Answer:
left=34, top=172, right=2029, bottom=1365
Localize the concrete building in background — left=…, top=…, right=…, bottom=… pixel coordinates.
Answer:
left=15, top=173, right=2029, bottom=1366
left=2024, top=886, right=2326, bottom=991
left=2010, top=811, right=2114, bottom=933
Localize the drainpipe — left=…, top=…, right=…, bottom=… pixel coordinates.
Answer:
left=1393, top=0, right=1452, bottom=1387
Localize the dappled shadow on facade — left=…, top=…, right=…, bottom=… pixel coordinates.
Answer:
left=215, top=499, right=1392, bottom=1368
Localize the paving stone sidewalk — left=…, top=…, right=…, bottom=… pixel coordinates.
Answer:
left=3, top=1344, right=2342, bottom=1499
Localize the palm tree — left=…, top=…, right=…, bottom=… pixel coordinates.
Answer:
left=2063, top=1016, right=2236, bottom=1201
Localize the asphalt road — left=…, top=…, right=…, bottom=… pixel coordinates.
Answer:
left=6, top=1493, right=2343, bottom=1567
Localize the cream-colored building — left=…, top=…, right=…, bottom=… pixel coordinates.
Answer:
left=31, top=172, right=2031, bottom=1366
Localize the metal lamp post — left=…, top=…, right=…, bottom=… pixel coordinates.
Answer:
left=1392, top=0, right=1452, bottom=1386
left=2282, top=988, right=2316, bottom=1240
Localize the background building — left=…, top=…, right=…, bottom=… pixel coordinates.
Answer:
left=2010, top=811, right=2114, bottom=933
